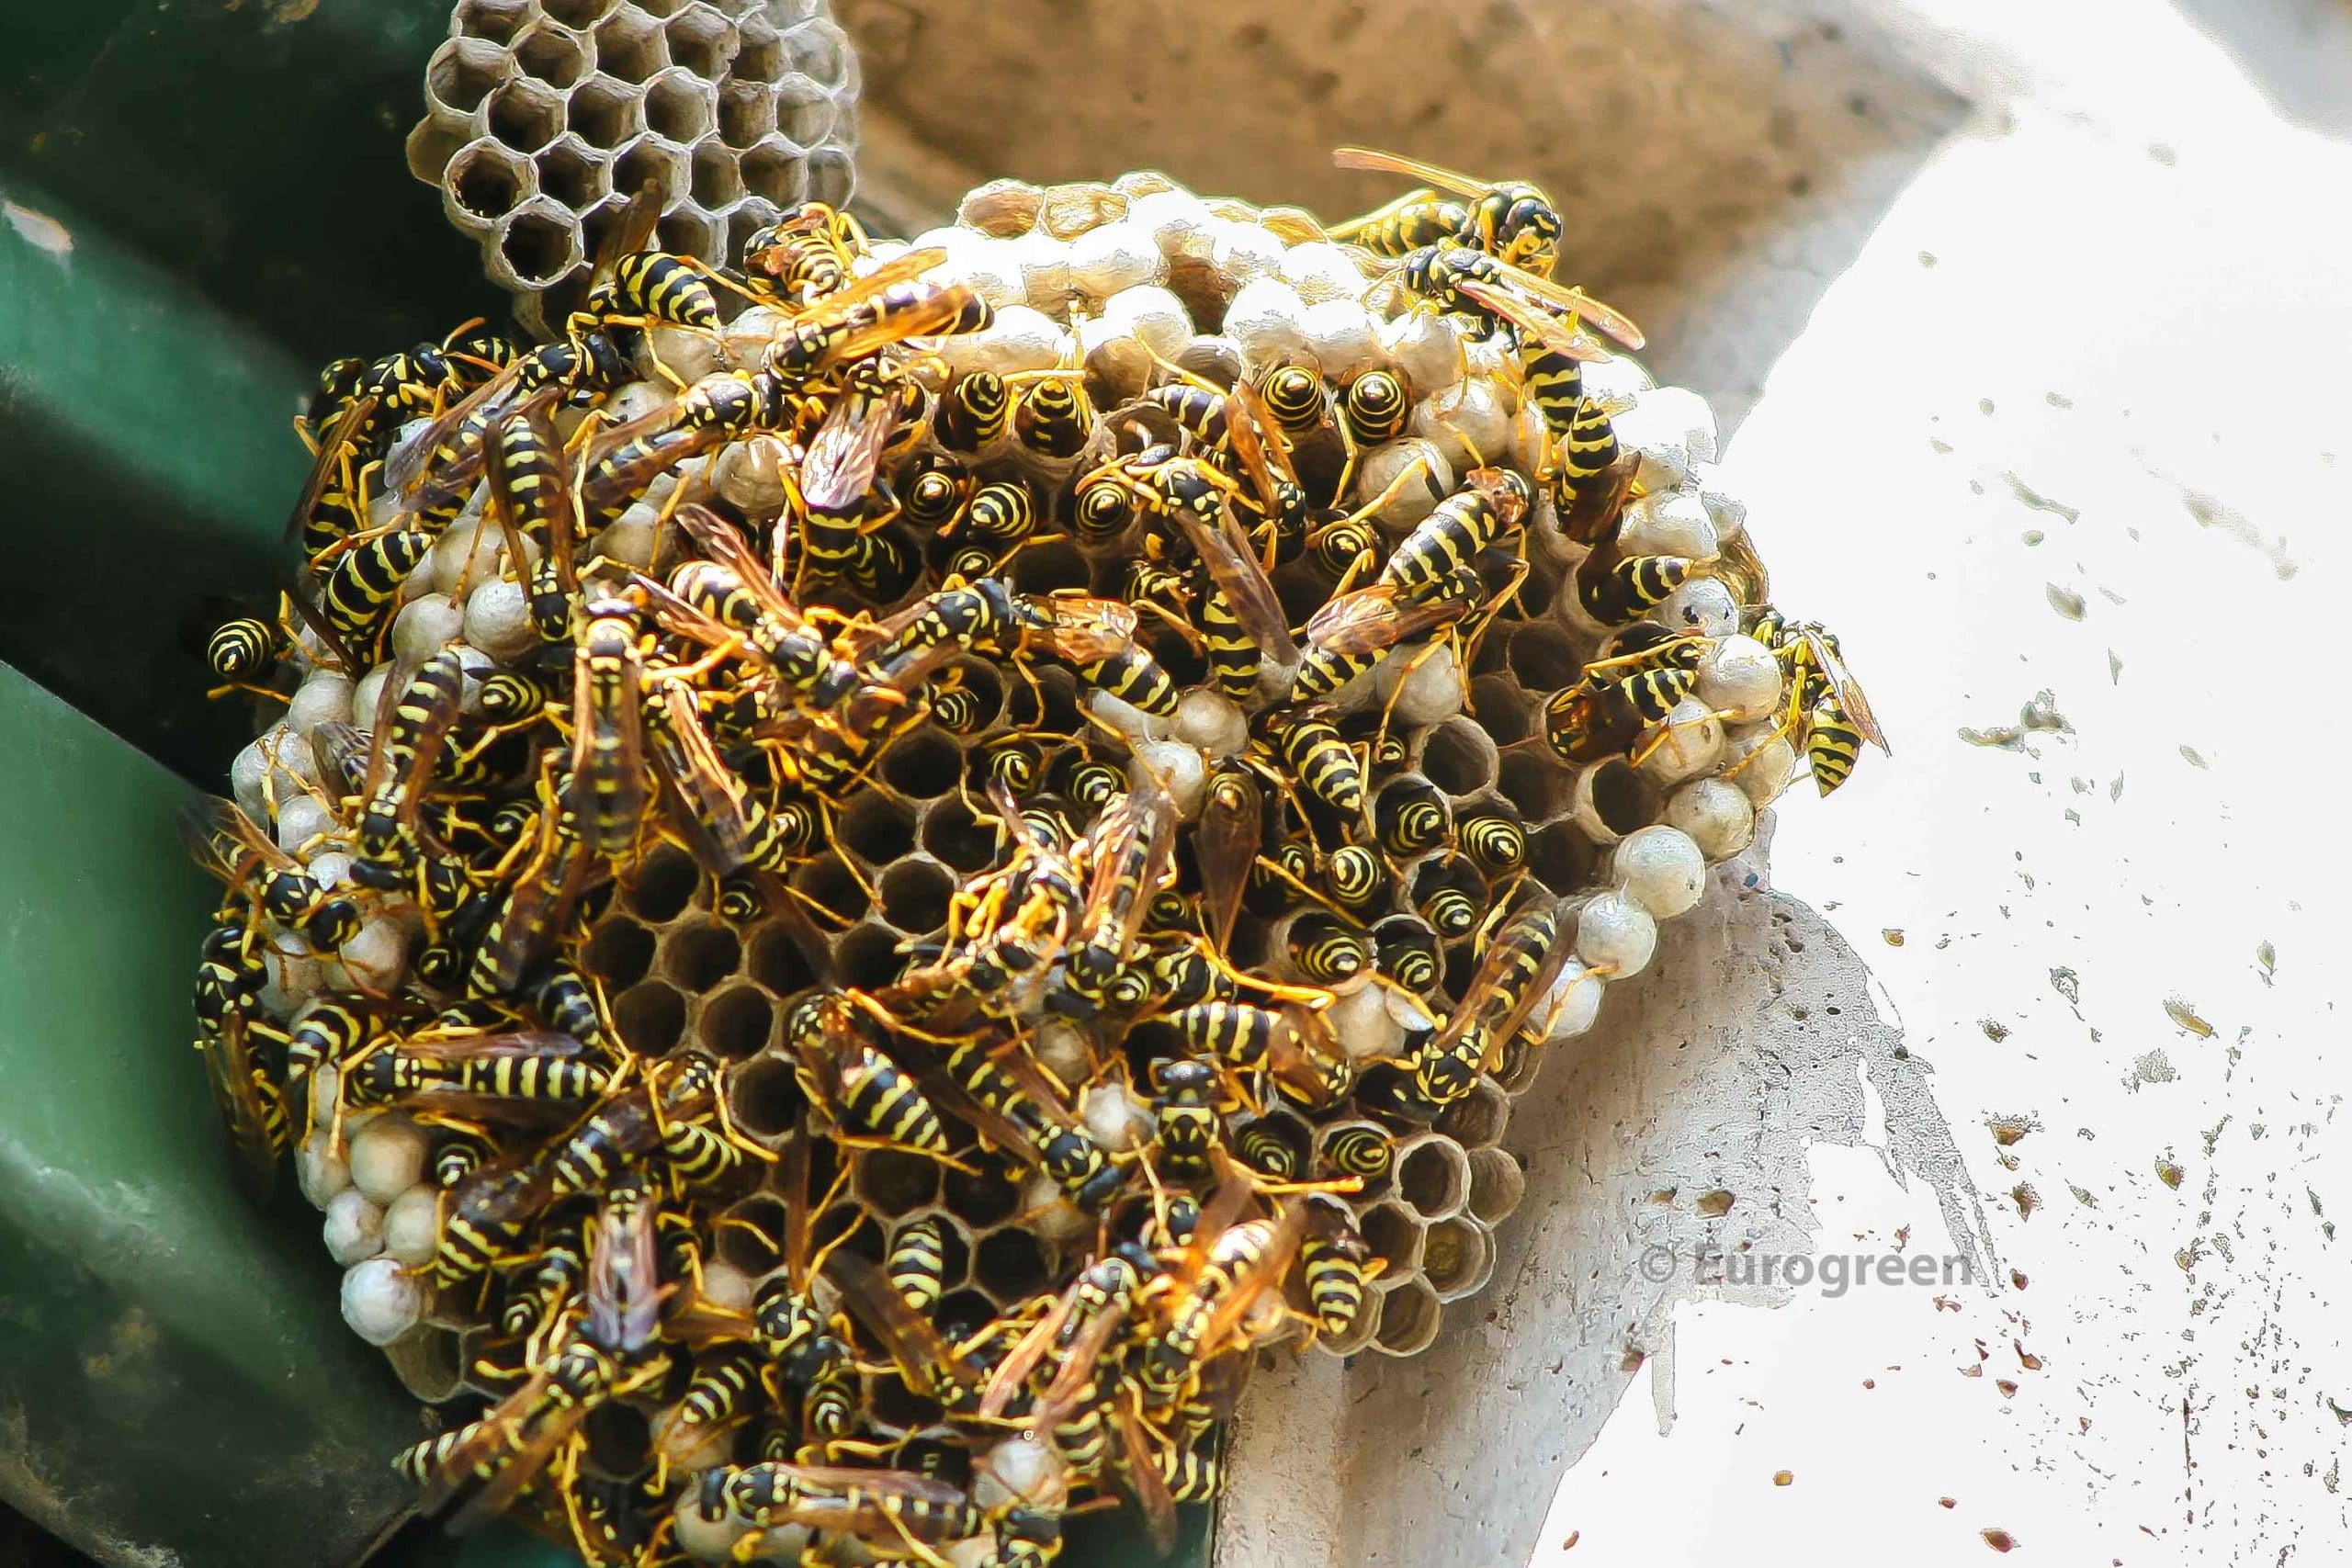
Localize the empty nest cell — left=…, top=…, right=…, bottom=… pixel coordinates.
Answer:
left=539, top=0, right=621, bottom=26
left=513, top=21, right=591, bottom=89
left=484, top=76, right=566, bottom=154
left=453, top=0, right=534, bottom=47
left=876, top=859, right=953, bottom=935
left=853, top=1146, right=942, bottom=1218
left=739, top=134, right=812, bottom=208
left=626, top=843, right=702, bottom=923
left=661, top=920, right=741, bottom=992
left=662, top=4, right=741, bottom=78
left=566, top=73, right=645, bottom=150
left=446, top=139, right=537, bottom=222
left=697, top=984, right=774, bottom=1058
left=1373, top=1278, right=1443, bottom=1357
left=643, top=67, right=718, bottom=141
left=612, top=979, right=686, bottom=1055
left=426, top=37, right=510, bottom=118
left=582, top=918, right=656, bottom=990
left=495, top=201, right=582, bottom=289
left=592, top=9, right=670, bottom=83
left=726, top=1055, right=802, bottom=1141
left=535, top=134, right=610, bottom=209
left=1465, top=1148, right=1529, bottom=1226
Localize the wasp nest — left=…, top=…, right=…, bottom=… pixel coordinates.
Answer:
left=193, top=158, right=1867, bottom=1565
left=405, top=0, right=857, bottom=338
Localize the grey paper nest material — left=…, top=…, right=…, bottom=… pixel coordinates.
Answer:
left=406, top=0, right=858, bottom=337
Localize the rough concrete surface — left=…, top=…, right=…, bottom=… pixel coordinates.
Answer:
left=839, top=0, right=1972, bottom=429
left=839, top=1, right=2352, bottom=1562
left=1216, top=861, right=1991, bottom=1568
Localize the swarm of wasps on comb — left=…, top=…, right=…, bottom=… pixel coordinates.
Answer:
left=185, top=151, right=1885, bottom=1565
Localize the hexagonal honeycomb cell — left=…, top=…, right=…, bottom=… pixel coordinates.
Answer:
left=407, top=0, right=859, bottom=335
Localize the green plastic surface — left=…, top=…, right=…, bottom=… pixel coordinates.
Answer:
left=0, top=663, right=424, bottom=1567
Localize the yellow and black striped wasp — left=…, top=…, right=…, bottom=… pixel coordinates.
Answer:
left=1381, top=240, right=1645, bottom=363
left=795, top=361, right=928, bottom=591
left=635, top=675, right=809, bottom=894
left=481, top=402, right=582, bottom=648
left=738, top=1132, right=865, bottom=1442
left=414, top=1174, right=673, bottom=1548
left=1377, top=466, right=1532, bottom=606
left=572, top=365, right=801, bottom=530
left=177, top=793, right=360, bottom=953
left=278, top=321, right=518, bottom=557
left=1161, top=998, right=1354, bottom=1113
left=570, top=248, right=723, bottom=338
left=761, top=245, right=990, bottom=385
left=1298, top=1199, right=1381, bottom=1340
left=926, top=1023, right=1131, bottom=1211
left=1053, top=766, right=1181, bottom=1020
left=1288, top=573, right=1480, bottom=707
left=1219, top=377, right=1316, bottom=570
left=565, top=587, right=653, bottom=867
left=379, top=322, right=631, bottom=510
left=341, top=1023, right=616, bottom=1119
left=741, top=198, right=873, bottom=307
left=693, top=1455, right=1001, bottom=1562
left=1745, top=608, right=1890, bottom=795
left=318, top=649, right=469, bottom=893
left=1331, top=145, right=1566, bottom=278
left=1193, top=768, right=1262, bottom=958
left=1072, top=446, right=1299, bottom=680
left=631, top=503, right=864, bottom=707
left=191, top=919, right=289, bottom=1201
left=1399, top=898, right=1582, bottom=1111
left=1255, top=705, right=1366, bottom=828
left=1537, top=621, right=1712, bottom=768
left=775, top=947, right=956, bottom=1162
left=464, top=770, right=604, bottom=1000
left=1009, top=367, right=1096, bottom=467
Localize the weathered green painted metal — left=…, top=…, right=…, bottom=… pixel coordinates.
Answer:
left=0, top=0, right=483, bottom=784
left=0, top=664, right=424, bottom=1567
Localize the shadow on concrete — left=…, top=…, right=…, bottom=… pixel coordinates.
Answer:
left=1216, top=865, right=1984, bottom=1567
left=837, top=0, right=1972, bottom=431
left=2170, top=0, right=2352, bottom=137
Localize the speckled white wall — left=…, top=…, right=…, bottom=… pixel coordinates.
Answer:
left=1198, top=0, right=2352, bottom=1562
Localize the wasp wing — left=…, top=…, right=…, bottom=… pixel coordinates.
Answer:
left=1301, top=583, right=1467, bottom=659
left=1024, top=591, right=1141, bottom=665
left=642, top=679, right=756, bottom=875
left=281, top=392, right=381, bottom=544
left=1804, top=628, right=1891, bottom=754
left=672, top=503, right=821, bottom=635
left=1193, top=772, right=1261, bottom=953
left=1476, top=262, right=1645, bottom=352
left=1331, top=145, right=1500, bottom=199
left=1110, top=1394, right=1179, bottom=1557
left=824, top=1248, right=987, bottom=1404
left=1165, top=487, right=1299, bottom=664
left=201, top=1015, right=281, bottom=1201
left=1452, top=276, right=1615, bottom=363
left=797, top=391, right=898, bottom=514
